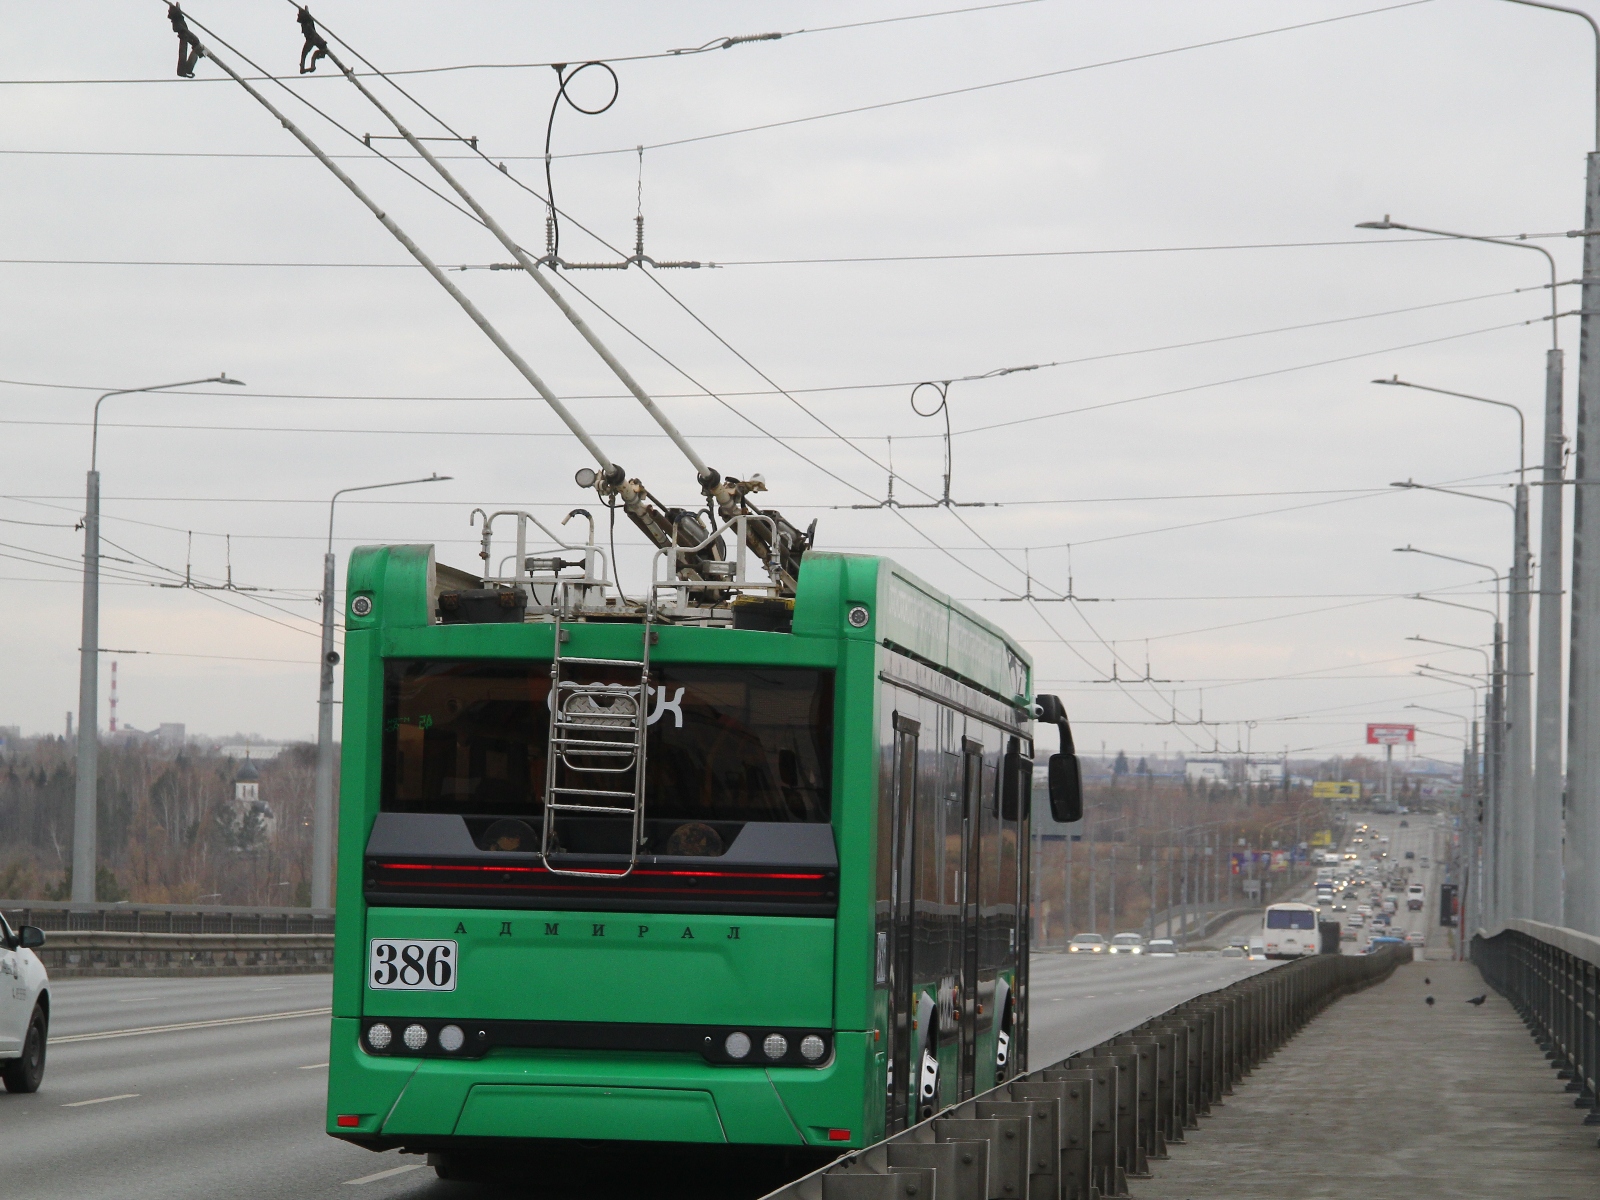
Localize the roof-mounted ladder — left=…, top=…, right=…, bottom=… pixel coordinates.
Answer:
left=540, top=585, right=652, bottom=877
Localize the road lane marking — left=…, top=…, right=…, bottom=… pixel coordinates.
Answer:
left=52, top=1007, right=332, bottom=1044
left=300, top=1062, right=330, bottom=1069
left=344, top=1164, right=425, bottom=1185
left=62, top=1093, right=139, bottom=1107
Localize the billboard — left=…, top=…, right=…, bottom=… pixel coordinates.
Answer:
left=1312, top=781, right=1362, bottom=801
left=1367, top=723, right=1415, bottom=745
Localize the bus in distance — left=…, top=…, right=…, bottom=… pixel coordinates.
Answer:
left=1262, top=902, right=1320, bottom=958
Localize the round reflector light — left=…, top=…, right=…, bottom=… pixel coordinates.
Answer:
left=724, top=1032, right=751, bottom=1060
left=438, top=1024, right=465, bottom=1053
left=800, top=1034, right=826, bottom=1062
left=403, top=1023, right=429, bottom=1051
left=763, top=1033, right=789, bottom=1060
left=366, top=1022, right=392, bottom=1051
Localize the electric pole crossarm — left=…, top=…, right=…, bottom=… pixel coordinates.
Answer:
left=186, top=34, right=619, bottom=483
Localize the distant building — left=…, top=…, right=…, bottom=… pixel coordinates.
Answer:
left=0, top=725, right=20, bottom=751
left=229, top=756, right=275, bottom=850
left=220, top=743, right=289, bottom=761
left=157, top=723, right=186, bottom=747
left=1186, top=758, right=1227, bottom=783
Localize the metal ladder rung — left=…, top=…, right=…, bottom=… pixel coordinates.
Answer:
left=556, top=656, right=645, bottom=668
left=551, top=733, right=638, bottom=747
left=550, top=787, right=639, bottom=800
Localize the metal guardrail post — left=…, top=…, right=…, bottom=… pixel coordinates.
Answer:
left=781, top=948, right=1407, bottom=1200
left=1473, top=922, right=1600, bottom=1133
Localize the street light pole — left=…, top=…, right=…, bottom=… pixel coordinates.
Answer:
left=73, top=374, right=242, bottom=905
left=1394, top=479, right=1531, bottom=920
left=1414, top=594, right=1502, bottom=924
left=315, top=474, right=451, bottom=910
left=1496, top=0, right=1600, bottom=932
left=1378, top=366, right=1565, bottom=923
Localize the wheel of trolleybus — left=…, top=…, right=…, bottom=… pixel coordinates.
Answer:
left=917, top=1037, right=942, bottom=1122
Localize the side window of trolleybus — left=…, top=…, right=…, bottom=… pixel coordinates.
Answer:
left=380, top=660, right=833, bottom=855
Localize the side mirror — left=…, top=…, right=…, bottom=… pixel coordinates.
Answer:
left=1034, top=692, right=1084, bottom=824
left=1048, top=752, right=1083, bottom=824
left=17, top=925, right=45, bottom=950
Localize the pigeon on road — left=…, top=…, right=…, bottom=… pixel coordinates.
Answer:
left=1425, top=996, right=1435, bottom=1006
left=1466, top=995, right=1488, bottom=1006
left=1424, top=977, right=1431, bottom=985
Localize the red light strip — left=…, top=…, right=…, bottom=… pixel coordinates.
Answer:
left=376, top=861, right=826, bottom=882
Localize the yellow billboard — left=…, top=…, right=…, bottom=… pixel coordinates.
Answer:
left=1309, top=829, right=1333, bottom=847
left=1312, top=781, right=1362, bottom=800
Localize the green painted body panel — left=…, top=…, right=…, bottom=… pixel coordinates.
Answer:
left=363, top=908, right=833, bottom=1027
left=456, top=1085, right=726, bottom=1142
left=328, top=1017, right=866, bottom=1145
left=327, top=545, right=1033, bottom=1150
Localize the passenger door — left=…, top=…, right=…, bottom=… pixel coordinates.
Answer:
left=956, top=736, right=984, bottom=1101
left=886, top=713, right=920, bottom=1134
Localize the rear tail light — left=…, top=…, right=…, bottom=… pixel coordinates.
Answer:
left=336, top=1115, right=361, bottom=1128
left=828, top=1129, right=852, bottom=1142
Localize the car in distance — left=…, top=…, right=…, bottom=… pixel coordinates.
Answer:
left=1404, top=931, right=1426, bottom=946
left=1366, top=935, right=1405, bottom=953
left=1404, top=851, right=1415, bottom=859
left=1109, top=933, right=1144, bottom=955
left=1069, top=933, right=1109, bottom=954
left=0, top=912, right=49, bottom=1093
left=1219, top=945, right=1247, bottom=959
left=1145, top=939, right=1178, bottom=957
left=1332, top=902, right=1348, bottom=912
left=1399, top=819, right=1409, bottom=827
left=1406, top=884, right=1426, bottom=912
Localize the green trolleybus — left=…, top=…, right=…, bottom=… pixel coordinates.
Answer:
left=325, top=510, right=1083, bottom=1184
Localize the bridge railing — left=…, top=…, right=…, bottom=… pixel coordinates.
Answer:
left=760, top=945, right=1408, bottom=1200
left=1473, top=920, right=1600, bottom=1122
left=0, top=899, right=334, bottom=934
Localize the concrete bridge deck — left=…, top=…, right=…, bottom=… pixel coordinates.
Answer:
left=1133, top=959, right=1597, bottom=1199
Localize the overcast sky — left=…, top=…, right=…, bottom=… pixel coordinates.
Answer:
left=0, top=0, right=1587, bottom=762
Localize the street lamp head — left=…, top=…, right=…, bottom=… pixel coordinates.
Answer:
left=1373, top=375, right=1404, bottom=387
left=215, top=373, right=246, bottom=387
left=1356, top=216, right=1396, bottom=230
left=1390, top=480, right=1421, bottom=490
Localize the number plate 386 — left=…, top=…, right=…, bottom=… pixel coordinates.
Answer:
left=369, top=939, right=457, bottom=991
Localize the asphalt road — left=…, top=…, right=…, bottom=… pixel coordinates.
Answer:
left=0, top=948, right=1273, bottom=1200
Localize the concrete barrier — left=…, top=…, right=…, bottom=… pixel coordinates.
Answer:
left=24, top=929, right=334, bottom=977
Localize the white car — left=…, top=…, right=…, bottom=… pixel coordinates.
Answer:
left=1145, top=939, right=1178, bottom=957
left=0, top=913, right=49, bottom=1093
left=1068, top=933, right=1108, bottom=954
left=1108, top=933, right=1145, bottom=955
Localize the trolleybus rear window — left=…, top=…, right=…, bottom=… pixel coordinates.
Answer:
left=381, top=660, right=833, bottom=829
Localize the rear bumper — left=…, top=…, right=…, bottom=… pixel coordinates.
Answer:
left=326, top=1017, right=873, bottom=1151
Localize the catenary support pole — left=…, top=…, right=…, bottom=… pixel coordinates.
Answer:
left=1535, top=349, right=1567, bottom=925
left=71, top=469, right=99, bottom=905
left=1572, top=153, right=1600, bottom=932
left=1509, top=484, right=1535, bottom=918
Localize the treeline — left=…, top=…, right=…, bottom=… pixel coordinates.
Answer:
left=1034, top=776, right=1337, bottom=946
left=0, top=737, right=326, bottom=907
